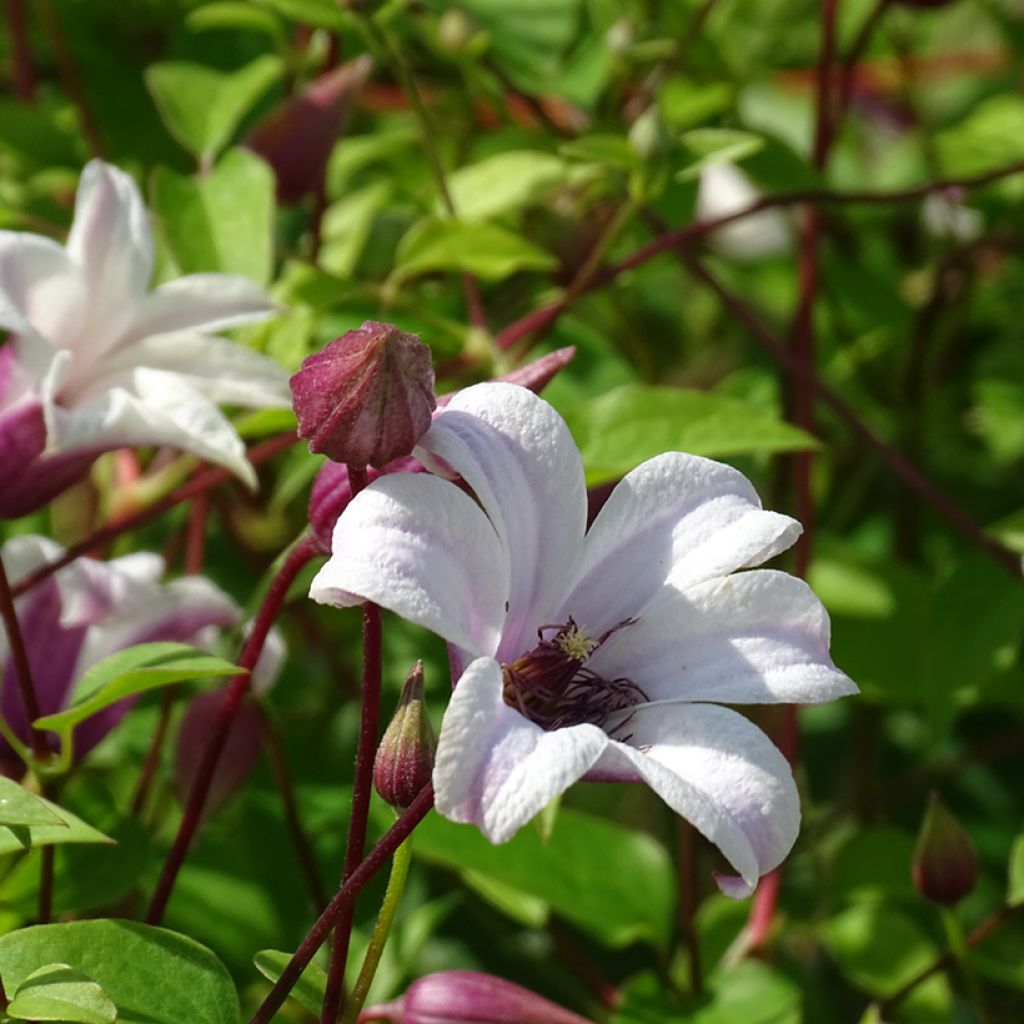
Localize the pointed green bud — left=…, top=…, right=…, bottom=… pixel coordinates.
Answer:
left=912, top=792, right=978, bottom=906
left=374, top=661, right=436, bottom=809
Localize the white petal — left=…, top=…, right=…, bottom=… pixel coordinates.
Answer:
left=433, top=657, right=609, bottom=842
left=417, top=383, right=586, bottom=660
left=309, top=473, right=509, bottom=659
left=595, top=702, right=799, bottom=897
left=589, top=570, right=857, bottom=705
left=125, top=274, right=277, bottom=342
left=0, top=232, right=81, bottom=354
left=52, top=370, right=257, bottom=486
left=562, top=452, right=801, bottom=636
left=66, top=161, right=153, bottom=312
left=97, top=332, right=291, bottom=408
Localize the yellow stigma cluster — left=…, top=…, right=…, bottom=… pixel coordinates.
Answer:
left=554, top=624, right=597, bottom=662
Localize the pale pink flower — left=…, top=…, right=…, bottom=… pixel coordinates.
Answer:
left=311, top=384, right=856, bottom=896
left=0, top=160, right=289, bottom=517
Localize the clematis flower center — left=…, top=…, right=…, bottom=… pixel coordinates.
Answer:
left=500, top=618, right=647, bottom=735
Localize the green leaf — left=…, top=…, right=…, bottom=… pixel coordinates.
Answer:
left=0, top=798, right=111, bottom=856
left=1008, top=834, right=1024, bottom=906
left=251, top=0, right=350, bottom=29
left=7, top=964, right=116, bottom=1024
left=54, top=817, right=152, bottom=914
left=0, top=922, right=239, bottom=1024
left=35, top=642, right=240, bottom=739
left=145, top=56, right=283, bottom=163
left=252, top=950, right=327, bottom=1016
left=560, top=133, right=639, bottom=171
left=563, top=384, right=818, bottom=486
left=185, top=2, right=286, bottom=43
left=675, top=128, right=766, bottom=182
left=441, top=151, right=569, bottom=221
left=935, top=95, right=1024, bottom=181
left=0, top=777, right=67, bottom=827
left=411, top=807, right=674, bottom=948
left=151, top=148, right=276, bottom=283
left=823, top=903, right=939, bottom=998
left=392, top=218, right=556, bottom=283
left=320, top=182, right=393, bottom=279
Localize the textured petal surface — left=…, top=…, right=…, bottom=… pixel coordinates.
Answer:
left=561, top=452, right=801, bottom=636
left=125, top=273, right=276, bottom=342
left=417, top=383, right=586, bottom=661
left=434, top=657, right=609, bottom=842
left=594, top=702, right=799, bottom=897
left=589, top=570, right=857, bottom=705
left=310, top=474, right=509, bottom=659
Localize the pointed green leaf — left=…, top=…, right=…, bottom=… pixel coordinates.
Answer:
left=440, top=151, right=569, bottom=221
left=0, top=798, right=110, bottom=856
left=0, top=777, right=67, bottom=827
left=145, top=56, right=282, bottom=162
left=35, top=642, right=241, bottom=736
left=7, top=964, right=116, bottom=1024
left=675, top=128, right=766, bottom=182
left=152, top=148, right=276, bottom=283
left=0, top=922, right=239, bottom=1024
left=393, top=218, right=556, bottom=283
left=253, top=950, right=327, bottom=1016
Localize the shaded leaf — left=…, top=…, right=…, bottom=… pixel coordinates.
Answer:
left=252, top=950, right=327, bottom=1016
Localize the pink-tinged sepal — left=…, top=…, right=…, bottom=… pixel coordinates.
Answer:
left=912, top=792, right=978, bottom=906
left=359, top=970, right=595, bottom=1024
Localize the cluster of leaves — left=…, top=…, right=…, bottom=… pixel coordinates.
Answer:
left=1, top=0, right=1024, bottom=1021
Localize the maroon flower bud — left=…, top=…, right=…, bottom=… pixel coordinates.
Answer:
left=306, top=347, right=576, bottom=551
left=373, top=661, right=436, bottom=809
left=246, top=56, right=372, bottom=204
left=912, top=792, right=978, bottom=906
left=359, top=970, right=596, bottom=1024
left=290, top=321, right=437, bottom=469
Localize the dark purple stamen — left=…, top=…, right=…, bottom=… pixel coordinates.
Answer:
left=500, top=618, right=646, bottom=735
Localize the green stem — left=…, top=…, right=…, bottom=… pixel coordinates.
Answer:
left=339, top=837, right=413, bottom=1024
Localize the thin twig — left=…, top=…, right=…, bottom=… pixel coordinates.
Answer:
left=249, top=785, right=435, bottom=1024
left=12, top=431, right=298, bottom=600
left=145, top=535, right=320, bottom=925
left=5, top=0, right=35, bottom=102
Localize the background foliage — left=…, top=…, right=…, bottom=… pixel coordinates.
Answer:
left=2, top=0, right=1024, bottom=1021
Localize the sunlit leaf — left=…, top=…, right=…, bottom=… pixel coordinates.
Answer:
left=7, top=963, right=116, bottom=1024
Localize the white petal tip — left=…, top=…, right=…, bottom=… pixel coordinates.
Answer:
left=714, top=871, right=756, bottom=899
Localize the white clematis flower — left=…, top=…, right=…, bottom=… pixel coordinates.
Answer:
left=310, top=383, right=857, bottom=898
left=0, top=160, right=290, bottom=518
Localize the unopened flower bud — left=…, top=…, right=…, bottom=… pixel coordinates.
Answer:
left=373, top=661, right=436, bottom=809
left=290, top=321, right=436, bottom=469
left=359, top=970, right=595, bottom=1024
left=247, top=56, right=372, bottom=204
left=912, top=792, right=978, bottom=906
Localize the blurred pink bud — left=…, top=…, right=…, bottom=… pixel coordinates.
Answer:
left=174, top=693, right=264, bottom=816
left=306, top=347, right=576, bottom=552
left=912, top=792, right=978, bottom=906
left=247, top=56, right=372, bottom=204
left=290, top=321, right=437, bottom=469
left=374, top=661, right=436, bottom=809
left=359, top=970, right=596, bottom=1024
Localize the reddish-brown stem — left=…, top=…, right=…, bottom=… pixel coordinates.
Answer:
left=676, top=820, right=703, bottom=996
left=184, top=492, right=211, bottom=576
left=677, top=253, right=1022, bottom=580
left=257, top=704, right=329, bottom=912
left=37, top=846, right=54, bottom=924
left=5, top=0, right=35, bottom=102
left=12, top=431, right=298, bottom=600
left=493, top=159, right=1024, bottom=352
left=250, top=785, right=435, bottom=1024
left=145, top=535, right=320, bottom=925
left=322, top=466, right=383, bottom=1024
left=879, top=904, right=1020, bottom=1014
left=36, top=0, right=105, bottom=157
left=836, top=0, right=892, bottom=123
left=0, top=555, right=50, bottom=762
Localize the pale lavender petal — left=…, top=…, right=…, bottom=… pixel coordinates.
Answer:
left=589, top=570, right=857, bottom=705
left=125, top=274, right=276, bottom=342
left=96, top=332, right=290, bottom=408
left=433, top=657, right=608, bottom=842
left=593, top=702, right=799, bottom=897
left=561, top=452, right=801, bottom=637
left=310, top=474, right=508, bottom=659
left=417, top=383, right=586, bottom=661
left=66, top=161, right=153, bottom=320
left=0, top=232, right=81, bottom=345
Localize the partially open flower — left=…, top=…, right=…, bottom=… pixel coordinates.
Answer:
left=290, top=321, right=436, bottom=469
left=912, top=792, right=978, bottom=906
left=359, top=970, right=595, bottom=1024
left=374, top=661, right=436, bottom=809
